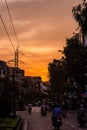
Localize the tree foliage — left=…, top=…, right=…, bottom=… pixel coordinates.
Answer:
left=64, top=34, right=87, bottom=90
left=48, top=59, right=68, bottom=95
left=72, top=0, right=87, bottom=35
left=48, top=0, right=87, bottom=96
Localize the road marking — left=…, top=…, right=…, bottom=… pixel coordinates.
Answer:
left=64, top=121, right=77, bottom=129
left=24, top=122, right=27, bottom=130
left=71, top=125, right=75, bottom=128
left=65, top=121, right=69, bottom=124
left=32, top=110, right=40, bottom=113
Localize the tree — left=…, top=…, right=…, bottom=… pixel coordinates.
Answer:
left=63, top=34, right=87, bottom=93
left=48, top=0, right=87, bottom=98
left=48, top=59, right=68, bottom=99
left=72, top=0, right=87, bottom=45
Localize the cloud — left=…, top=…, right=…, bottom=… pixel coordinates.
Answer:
left=0, top=0, right=80, bottom=42
left=0, top=0, right=81, bottom=81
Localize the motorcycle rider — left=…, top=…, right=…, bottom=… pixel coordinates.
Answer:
left=52, top=103, right=62, bottom=125
left=78, top=104, right=86, bottom=115
left=41, top=102, right=48, bottom=116
left=61, top=101, right=67, bottom=117
left=28, top=102, right=32, bottom=114
left=77, top=104, right=86, bottom=126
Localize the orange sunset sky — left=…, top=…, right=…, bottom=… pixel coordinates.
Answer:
left=0, top=0, right=81, bottom=81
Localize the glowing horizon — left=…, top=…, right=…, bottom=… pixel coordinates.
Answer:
left=0, top=0, right=81, bottom=81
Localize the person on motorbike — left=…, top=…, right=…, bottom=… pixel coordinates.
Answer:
left=78, top=104, right=86, bottom=115
left=41, top=102, right=48, bottom=116
left=61, top=101, right=67, bottom=117
left=28, top=102, right=32, bottom=114
left=77, top=104, right=86, bottom=126
left=52, top=103, right=62, bottom=125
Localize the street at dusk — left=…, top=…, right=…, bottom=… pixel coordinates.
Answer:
left=17, top=106, right=87, bottom=130
left=0, top=0, right=87, bottom=130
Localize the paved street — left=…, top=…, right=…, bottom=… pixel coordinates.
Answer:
left=17, top=106, right=87, bottom=130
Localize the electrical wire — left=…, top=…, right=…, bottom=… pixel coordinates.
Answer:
left=5, top=0, right=24, bottom=54
left=0, top=14, right=15, bottom=50
left=3, top=0, right=27, bottom=66
left=5, top=0, right=20, bottom=47
left=1, top=0, right=43, bottom=71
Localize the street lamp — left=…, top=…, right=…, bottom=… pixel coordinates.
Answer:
left=58, top=50, right=63, bottom=53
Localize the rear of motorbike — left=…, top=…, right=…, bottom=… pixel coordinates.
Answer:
left=28, top=107, right=32, bottom=114
left=62, top=109, right=67, bottom=117
left=53, top=116, right=62, bottom=130
left=77, top=114, right=86, bottom=127
left=41, top=108, right=47, bottom=116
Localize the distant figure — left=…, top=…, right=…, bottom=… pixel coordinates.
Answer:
left=28, top=103, right=32, bottom=114
left=41, top=102, right=48, bottom=116
left=78, top=104, right=86, bottom=116
left=77, top=104, right=86, bottom=127
left=61, top=101, right=67, bottom=117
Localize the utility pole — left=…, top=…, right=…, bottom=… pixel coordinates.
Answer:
left=8, top=47, right=24, bottom=118
left=15, top=47, right=19, bottom=68
left=12, top=47, right=19, bottom=118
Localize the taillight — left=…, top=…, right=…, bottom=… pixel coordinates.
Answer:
left=57, top=116, right=61, bottom=120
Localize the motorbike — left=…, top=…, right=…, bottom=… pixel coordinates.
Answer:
left=77, top=114, right=86, bottom=127
left=28, top=107, right=32, bottom=114
left=41, top=107, right=47, bottom=116
left=62, top=109, right=67, bottom=117
left=52, top=115, right=62, bottom=130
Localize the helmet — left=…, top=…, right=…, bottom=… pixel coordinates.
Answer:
left=80, top=104, right=84, bottom=107
left=55, top=103, right=60, bottom=107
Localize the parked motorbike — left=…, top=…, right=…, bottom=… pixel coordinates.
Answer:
left=77, top=114, right=86, bottom=127
left=52, top=115, right=62, bottom=130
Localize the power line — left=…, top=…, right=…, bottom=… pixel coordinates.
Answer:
left=4, top=0, right=27, bottom=67
left=1, top=0, right=42, bottom=70
left=0, top=14, right=15, bottom=50
left=0, top=0, right=26, bottom=70
left=5, top=0, right=25, bottom=55
left=4, top=0, right=20, bottom=48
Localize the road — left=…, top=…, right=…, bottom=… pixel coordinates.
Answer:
left=17, top=106, right=87, bottom=130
